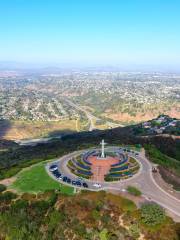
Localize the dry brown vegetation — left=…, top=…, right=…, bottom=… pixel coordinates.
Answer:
left=0, top=120, right=77, bottom=140
left=103, top=107, right=180, bottom=124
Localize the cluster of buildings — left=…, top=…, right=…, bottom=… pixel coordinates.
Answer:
left=140, top=115, right=179, bottom=135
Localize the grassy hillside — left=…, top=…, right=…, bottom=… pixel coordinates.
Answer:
left=145, top=144, right=180, bottom=175
left=145, top=144, right=180, bottom=190
left=10, top=163, right=74, bottom=195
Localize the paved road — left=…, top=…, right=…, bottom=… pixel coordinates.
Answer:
left=63, top=98, right=98, bottom=131
left=64, top=98, right=124, bottom=131
left=16, top=100, right=123, bottom=146
left=46, top=147, right=180, bottom=221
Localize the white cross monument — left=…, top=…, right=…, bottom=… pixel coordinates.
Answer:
left=100, top=139, right=106, bottom=158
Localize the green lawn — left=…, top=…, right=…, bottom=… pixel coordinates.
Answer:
left=10, top=163, right=74, bottom=195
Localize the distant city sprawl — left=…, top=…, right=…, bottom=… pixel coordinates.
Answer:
left=0, top=71, right=179, bottom=125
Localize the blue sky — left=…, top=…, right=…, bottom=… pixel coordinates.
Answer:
left=0, top=0, right=180, bottom=67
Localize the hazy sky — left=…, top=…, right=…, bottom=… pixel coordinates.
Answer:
left=0, top=0, right=180, bottom=67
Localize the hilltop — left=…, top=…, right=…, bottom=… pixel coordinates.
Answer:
left=0, top=116, right=179, bottom=239
left=0, top=115, right=179, bottom=190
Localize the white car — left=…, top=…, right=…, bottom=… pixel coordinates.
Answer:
left=93, top=183, right=101, bottom=188
left=49, top=166, right=58, bottom=171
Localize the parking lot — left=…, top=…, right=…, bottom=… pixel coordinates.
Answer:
left=46, top=147, right=141, bottom=191
left=48, top=163, right=89, bottom=189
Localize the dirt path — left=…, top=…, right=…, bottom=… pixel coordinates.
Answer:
left=118, top=214, right=145, bottom=240
left=0, top=177, right=16, bottom=186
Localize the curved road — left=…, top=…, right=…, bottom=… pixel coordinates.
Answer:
left=64, top=99, right=123, bottom=131
left=46, top=147, right=180, bottom=221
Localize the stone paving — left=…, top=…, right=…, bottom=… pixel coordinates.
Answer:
left=88, top=156, right=119, bottom=182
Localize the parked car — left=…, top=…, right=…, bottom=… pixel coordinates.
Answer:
left=49, top=165, right=58, bottom=171
left=93, top=183, right=101, bottom=188
left=83, top=182, right=88, bottom=188
left=63, top=176, right=68, bottom=182
left=78, top=177, right=83, bottom=181
left=67, top=178, right=71, bottom=183
left=52, top=169, right=59, bottom=176
left=76, top=181, right=81, bottom=186
left=55, top=173, right=61, bottom=178
left=72, top=180, right=76, bottom=185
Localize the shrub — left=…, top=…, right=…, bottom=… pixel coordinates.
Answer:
left=127, top=186, right=142, bottom=196
left=0, top=184, right=7, bottom=192
left=0, top=191, right=17, bottom=202
left=101, top=214, right=111, bottom=224
left=92, top=209, right=101, bottom=220
left=129, top=224, right=140, bottom=239
left=48, top=210, right=65, bottom=231
left=74, top=223, right=86, bottom=237
left=96, top=200, right=104, bottom=211
left=12, top=199, right=29, bottom=210
left=141, top=203, right=166, bottom=226
left=99, top=228, right=108, bottom=240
